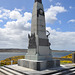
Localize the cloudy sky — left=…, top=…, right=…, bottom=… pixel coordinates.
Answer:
left=0, top=0, right=75, bottom=51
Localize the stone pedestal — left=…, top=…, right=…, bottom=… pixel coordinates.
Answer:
left=18, top=59, right=60, bottom=71
left=18, top=0, right=60, bottom=71
left=25, top=48, right=52, bottom=60
left=72, top=52, right=75, bottom=63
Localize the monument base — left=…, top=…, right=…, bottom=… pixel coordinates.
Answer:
left=18, top=59, right=60, bottom=71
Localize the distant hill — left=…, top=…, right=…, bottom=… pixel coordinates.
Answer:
left=0, top=49, right=27, bottom=52
left=52, top=50, right=74, bottom=52
left=0, top=49, right=74, bottom=52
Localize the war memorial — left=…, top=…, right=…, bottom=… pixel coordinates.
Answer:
left=0, top=0, right=75, bottom=75
left=18, top=0, right=60, bottom=70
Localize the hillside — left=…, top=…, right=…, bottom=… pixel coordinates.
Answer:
left=0, top=49, right=27, bottom=52
left=0, top=49, right=74, bottom=52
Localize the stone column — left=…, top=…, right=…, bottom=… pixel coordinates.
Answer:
left=72, top=52, right=75, bottom=63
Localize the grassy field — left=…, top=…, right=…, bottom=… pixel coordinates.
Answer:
left=0, top=54, right=73, bottom=66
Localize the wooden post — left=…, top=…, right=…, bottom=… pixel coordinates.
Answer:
left=72, top=52, right=75, bottom=63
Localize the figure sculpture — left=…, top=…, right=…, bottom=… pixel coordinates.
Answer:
left=28, top=33, right=36, bottom=48
left=46, top=30, right=50, bottom=37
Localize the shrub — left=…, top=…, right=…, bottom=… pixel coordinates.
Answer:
left=0, top=55, right=25, bottom=66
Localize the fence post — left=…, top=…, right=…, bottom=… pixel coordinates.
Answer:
left=11, top=61, right=13, bottom=65
left=72, top=52, right=75, bottom=63
left=0, top=61, right=1, bottom=67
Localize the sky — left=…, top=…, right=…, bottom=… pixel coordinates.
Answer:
left=0, top=0, right=75, bottom=51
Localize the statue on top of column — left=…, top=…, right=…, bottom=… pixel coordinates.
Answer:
left=35, top=0, right=42, bottom=3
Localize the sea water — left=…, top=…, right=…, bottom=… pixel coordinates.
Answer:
left=0, top=52, right=72, bottom=61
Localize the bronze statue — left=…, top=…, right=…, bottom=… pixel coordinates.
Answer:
left=35, top=0, right=42, bottom=3
left=46, top=30, right=50, bottom=37
left=28, top=33, right=36, bottom=48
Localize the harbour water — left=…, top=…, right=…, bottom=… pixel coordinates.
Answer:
left=0, top=52, right=72, bottom=61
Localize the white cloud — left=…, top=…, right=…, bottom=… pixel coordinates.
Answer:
left=69, top=6, right=72, bottom=9
left=0, top=7, right=10, bottom=19
left=46, top=27, right=75, bottom=50
left=0, top=8, right=23, bottom=20
left=56, top=2, right=61, bottom=6
left=0, top=20, right=3, bottom=22
left=68, top=19, right=75, bottom=23
left=49, top=0, right=53, bottom=2
left=0, top=10, right=1, bottom=13
left=0, top=7, right=75, bottom=51
left=3, top=9, right=32, bottom=31
left=45, top=5, right=67, bottom=24
left=59, top=20, right=61, bottom=24
left=14, top=8, right=22, bottom=12
left=56, top=28, right=60, bottom=31
left=0, top=8, right=32, bottom=49
left=9, top=10, right=22, bottom=20
left=0, top=28, right=30, bottom=49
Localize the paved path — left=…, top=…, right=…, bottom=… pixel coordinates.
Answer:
left=0, top=63, right=75, bottom=75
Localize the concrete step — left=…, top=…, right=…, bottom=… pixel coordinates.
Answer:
left=0, top=68, right=13, bottom=75
left=4, top=65, right=29, bottom=75
left=49, top=67, right=75, bottom=75
left=61, top=69, right=75, bottom=74
left=1, top=66, right=24, bottom=75
left=65, top=68, right=75, bottom=75
left=65, top=71, right=75, bottom=75
left=0, top=65, right=75, bottom=75
left=0, top=72, right=5, bottom=75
